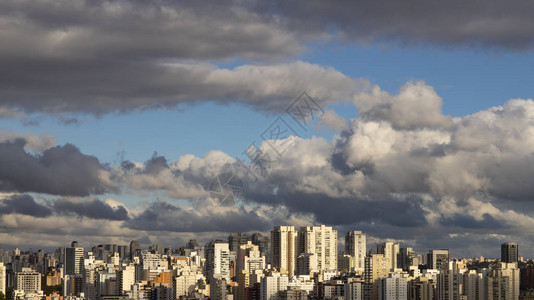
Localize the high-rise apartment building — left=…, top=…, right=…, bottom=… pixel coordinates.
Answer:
left=205, top=240, right=230, bottom=281
left=271, top=226, right=298, bottom=276
left=364, top=254, right=389, bottom=300
left=378, top=273, right=407, bottom=300
left=15, top=268, right=41, bottom=294
left=117, top=265, right=135, bottom=293
left=65, top=241, right=84, bottom=275
left=298, top=225, right=338, bottom=271
left=492, top=262, right=520, bottom=299
left=130, top=240, right=140, bottom=260
left=260, top=272, right=289, bottom=300
left=501, top=242, right=518, bottom=264
left=0, top=262, right=5, bottom=295
left=345, top=279, right=364, bottom=300
left=398, top=247, right=415, bottom=271
left=376, top=242, right=399, bottom=271
left=345, top=231, right=366, bottom=273
left=427, top=250, right=449, bottom=270
left=237, top=241, right=266, bottom=300
left=436, top=261, right=465, bottom=300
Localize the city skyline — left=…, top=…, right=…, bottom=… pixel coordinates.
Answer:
left=0, top=225, right=526, bottom=299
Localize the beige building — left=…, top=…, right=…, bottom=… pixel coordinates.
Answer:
left=16, top=268, right=42, bottom=294
left=271, top=226, right=298, bottom=276
left=364, top=254, right=389, bottom=300
left=237, top=242, right=265, bottom=300
left=376, top=242, right=399, bottom=271
left=298, top=225, right=338, bottom=272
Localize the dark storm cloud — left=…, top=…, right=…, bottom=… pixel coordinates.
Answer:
left=126, top=201, right=271, bottom=233
left=439, top=213, right=507, bottom=229
left=2, top=0, right=531, bottom=116
left=0, top=194, right=128, bottom=220
left=0, top=139, right=112, bottom=196
left=247, top=191, right=427, bottom=228
left=0, top=0, right=327, bottom=115
left=258, top=0, right=534, bottom=50
left=53, top=197, right=129, bottom=220
left=0, top=194, right=52, bottom=217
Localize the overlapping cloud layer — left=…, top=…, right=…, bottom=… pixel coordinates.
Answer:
left=2, top=81, right=534, bottom=256
left=1, top=0, right=534, bottom=116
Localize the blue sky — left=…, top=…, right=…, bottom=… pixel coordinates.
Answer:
left=2, top=44, right=533, bottom=164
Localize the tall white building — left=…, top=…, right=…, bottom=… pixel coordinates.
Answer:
left=0, top=262, right=6, bottom=295
left=298, top=225, right=338, bottom=271
left=378, top=273, right=407, bottom=300
left=260, top=272, right=289, bottom=300
left=345, top=231, right=366, bottom=272
left=492, top=262, right=520, bottom=300
left=15, top=268, right=41, bottom=294
left=376, top=242, right=399, bottom=271
left=141, top=251, right=163, bottom=270
left=436, top=261, right=465, bottom=300
left=345, top=279, right=363, bottom=300
left=271, top=226, right=298, bottom=276
left=205, top=241, right=230, bottom=281
left=174, top=270, right=198, bottom=299
left=237, top=241, right=265, bottom=274
left=118, top=265, right=135, bottom=293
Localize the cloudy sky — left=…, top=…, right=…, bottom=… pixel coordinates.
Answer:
left=1, top=0, right=534, bottom=258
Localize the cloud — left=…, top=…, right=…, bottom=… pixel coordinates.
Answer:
left=126, top=201, right=271, bottom=233
left=0, top=132, right=56, bottom=151
left=256, top=0, right=534, bottom=50
left=0, top=0, right=368, bottom=116
left=117, top=151, right=237, bottom=199
left=1, top=0, right=533, bottom=120
left=0, top=60, right=367, bottom=115
left=4, top=80, right=534, bottom=256
left=355, top=81, right=452, bottom=130
left=117, top=88, right=534, bottom=256
left=0, top=139, right=114, bottom=196
left=53, top=197, right=129, bottom=220
left=0, top=194, right=52, bottom=217
left=314, top=109, right=349, bottom=131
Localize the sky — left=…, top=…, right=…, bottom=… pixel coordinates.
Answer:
left=1, top=0, right=534, bottom=258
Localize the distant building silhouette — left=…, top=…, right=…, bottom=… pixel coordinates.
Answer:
left=501, top=242, right=518, bottom=263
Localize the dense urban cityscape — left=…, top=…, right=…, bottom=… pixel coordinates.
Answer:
left=0, top=225, right=530, bottom=300
left=3, top=1, right=534, bottom=300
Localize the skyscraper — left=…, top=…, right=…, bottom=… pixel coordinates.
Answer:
left=378, top=273, right=407, bottom=300
left=271, top=226, right=298, bottom=276
left=0, top=262, right=5, bottom=296
left=236, top=242, right=265, bottom=300
left=130, top=240, right=140, bottom=260
left=398, top=247, right=415, bottom=271
left=376, top=242, right=399, bottom=271
left=345, top=231, right=366, bottom=273
left=65, top=241, right=84, bottom=275
left=501, top=242, right=518, bottom=263
left=297, top=225, right=338, bottom=271
left=205, top=240, right=230, bottom=281
left=364, top=254, right=389, bottom=300
left=427, top=249, right=449, bottom=270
